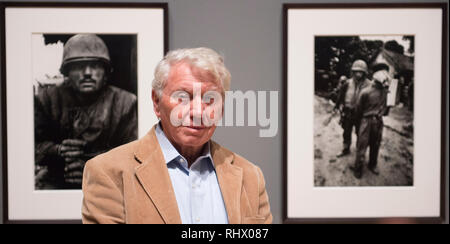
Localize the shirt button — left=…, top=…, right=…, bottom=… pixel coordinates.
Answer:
left=179, top=158, right=184, bottom=163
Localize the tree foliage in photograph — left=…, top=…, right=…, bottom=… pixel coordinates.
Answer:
left=315, top=36, right=411, bottom=94
left=315, top=36, right=384, bottom=78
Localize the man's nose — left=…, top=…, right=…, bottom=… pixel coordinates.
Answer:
left=190, top=95, right=204, bottom=118
left=83, top=65, right=93, bottom=77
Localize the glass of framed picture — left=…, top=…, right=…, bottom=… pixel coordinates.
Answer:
left=1, top=2, right=167, bottom=223
left=283, top=3, right=447, bottom=223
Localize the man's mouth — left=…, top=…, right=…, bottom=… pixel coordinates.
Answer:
left=80, top=80, right=97, bottom=89
left=185, top=125, right=207, bottom=130
left=81, top=79, right=95, bottom=84
left=187, top=126, right=206, bottom=130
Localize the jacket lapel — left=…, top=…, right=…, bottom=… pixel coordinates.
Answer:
left=211, top=141, right=243, bottom=224
left=134, top=126, right=182, bottom=224
left=133, top=125, right=244, bottom=224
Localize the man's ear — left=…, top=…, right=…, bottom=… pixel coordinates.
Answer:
left=152, top=90, right=161, bottom=118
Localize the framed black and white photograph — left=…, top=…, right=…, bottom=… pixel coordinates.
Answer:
left=283, top=3, right=447, bottom=223
left=314, top=35, right=415, bottom=187
left=2, top=2, right=167, bottom=223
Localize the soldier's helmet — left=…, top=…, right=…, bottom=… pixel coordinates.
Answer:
left=351, top=59, right=368, bottom=74
left=60, top=34, right=111, bottom=75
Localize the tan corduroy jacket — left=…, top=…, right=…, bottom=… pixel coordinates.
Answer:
left=82, top=125, right=272, bottom=224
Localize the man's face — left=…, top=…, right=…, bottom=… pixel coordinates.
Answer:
left=67, top=61, right=106, bottom=94
left=152, top=62, right=223, bottom=149
left=352, top=71, right=365, bottom=81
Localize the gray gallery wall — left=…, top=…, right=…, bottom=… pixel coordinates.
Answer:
left=1, top=0, right=448, bottom=224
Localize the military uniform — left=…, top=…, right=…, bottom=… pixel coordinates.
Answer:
left=35, top=83, right=137, bottom=189
left=34, top=34, right=137, bottom=189
left=352, top=80, right=389, bottom=177
left=335, top=77, right=372, bottom=152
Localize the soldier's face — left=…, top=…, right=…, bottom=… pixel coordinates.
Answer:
left=352, top=71, right=365, bottom=81
left=68, top=61, right=106, bottom=94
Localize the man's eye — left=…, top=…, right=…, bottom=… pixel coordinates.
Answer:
left=175, top=92, right=190, bottom=102
left=92, top=64, right=103, bottom=69
left=178, top=93, right=189, bottom=99
left=203, top=95, right=214, bottom=104
left=70, top=64, right=83, bottom=70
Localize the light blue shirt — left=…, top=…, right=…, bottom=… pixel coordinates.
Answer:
left=155, top=123, right=229, bottom=224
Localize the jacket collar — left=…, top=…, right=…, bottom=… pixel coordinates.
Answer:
left=133, top=124, right=244, bottom=224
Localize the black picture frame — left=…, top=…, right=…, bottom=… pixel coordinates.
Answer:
left=282, top=3, right=447, bottom=224
left=1, top=1, right=169, bottom=224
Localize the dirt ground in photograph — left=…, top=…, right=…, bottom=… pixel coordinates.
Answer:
left=314, top=95, right=414, bottom=187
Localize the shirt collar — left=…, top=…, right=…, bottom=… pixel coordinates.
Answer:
left=155, top=122, right=213, bottom=167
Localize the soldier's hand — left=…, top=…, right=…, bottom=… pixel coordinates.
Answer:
left=62, top=139, right=86, bottom=148
left=64, top=159, right=85, bottom=185
left=59, top=139, right=87, bottom=162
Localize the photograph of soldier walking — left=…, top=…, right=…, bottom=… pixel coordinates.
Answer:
left=314, top=35, right=414, bottom=187
left=33, top=34, right=138, bottom=189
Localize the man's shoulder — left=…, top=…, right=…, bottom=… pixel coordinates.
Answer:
left=36, top=83, right=70, bottom=98
left=342, top=79, right=351, bottom=87
left=362, top=78, right=373, bottom=87
left=212, top=141, right=262, bottom=177
left=107, top=85, right=137, bottom=101
left=35, top=83, right=77, bottom=108
left=104, top=85, right=137, bottom=112
left=360, top=84, right=377, bottom=98
left=233, top=153, right=261, bottom=174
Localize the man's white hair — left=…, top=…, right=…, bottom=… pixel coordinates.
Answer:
left=152, top=47, right=231, bottom=97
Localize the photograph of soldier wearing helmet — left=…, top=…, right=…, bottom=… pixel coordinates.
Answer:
left=33, top=34, right=138, bottom=189
left=314, top=35, right=414, bottom=187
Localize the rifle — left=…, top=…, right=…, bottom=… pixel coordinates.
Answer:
left=323, top=107, right=340, bottom=126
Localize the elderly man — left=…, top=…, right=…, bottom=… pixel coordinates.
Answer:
left=34, top=34, right=137, bottom=189
left=82, top=47, right=272, bottom=224
left=335, top=60, right=372, bottom=157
